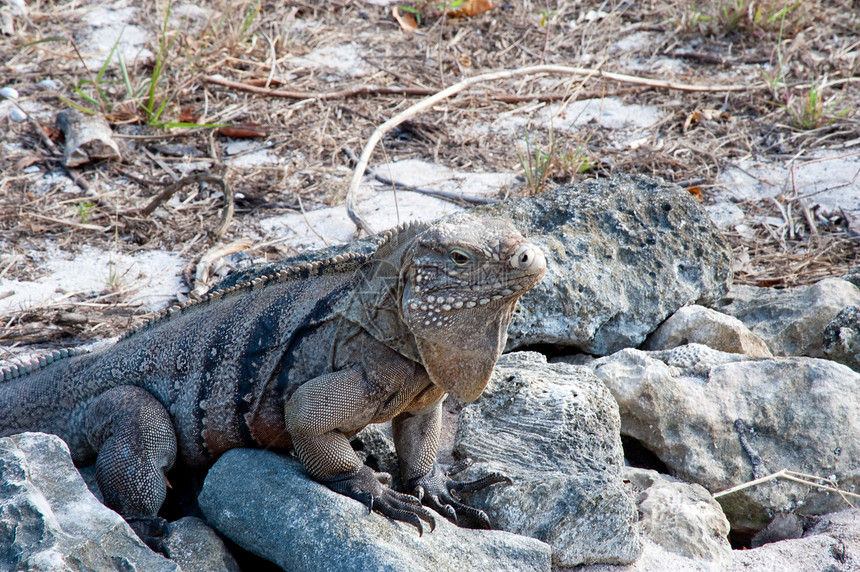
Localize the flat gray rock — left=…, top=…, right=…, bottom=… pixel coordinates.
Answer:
left=454, top=352, right=641, bottom=567
left=198, top=449, right=552, bottom=572
left=0, top=432, right=178, bottom=572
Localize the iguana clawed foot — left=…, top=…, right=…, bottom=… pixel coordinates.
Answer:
left=407, top=460, right=511, bottom=529
left=321, top=465, right=437, bottom=535
left=127, top=515, right=171, bottom=555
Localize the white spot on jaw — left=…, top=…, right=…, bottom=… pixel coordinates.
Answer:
left=454, top=301, right=464, bottom=308
left=427, top=295, right=435, bottom=303
left=442, top=304, right=452, bottom=311
left=479, top=298, right=490, bottom=305
left=466, top=301, right=476, bottom=308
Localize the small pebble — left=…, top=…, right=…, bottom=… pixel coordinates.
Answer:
left=9, top=107, right=27, bottom=122
left=0, top=86, right=19, bottom=100
left=38, top=78, right=63, bottom=90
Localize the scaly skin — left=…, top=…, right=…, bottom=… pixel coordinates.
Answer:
left=0, top=213, right=546, bottom=545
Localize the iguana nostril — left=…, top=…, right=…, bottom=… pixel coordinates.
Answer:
left=511, top=244, right=546, bottom=271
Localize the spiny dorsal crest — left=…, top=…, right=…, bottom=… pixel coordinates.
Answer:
left=120, top=249, right=370, bottom=342
left=372, top=220, right=432, bottom=261
left=1, top=346, right=91, bottom=381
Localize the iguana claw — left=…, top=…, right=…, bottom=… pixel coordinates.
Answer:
left=321, top=466, right=436, bottom=535
left=407, top=461, right=510, bottom=529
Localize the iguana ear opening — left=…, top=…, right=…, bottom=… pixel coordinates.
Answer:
left=413, top=338, right=497, bottom=402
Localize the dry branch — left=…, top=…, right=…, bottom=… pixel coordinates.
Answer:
left=204, top=76, right=438, bottom=99
left=139, top=173, right=234, bottom=239
left=344, top=64, right=764, bottom=234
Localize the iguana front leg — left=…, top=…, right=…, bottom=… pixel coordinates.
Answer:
left=393, top=399, right=510, bottom=528
left=284, top=368, right=435, bottom=533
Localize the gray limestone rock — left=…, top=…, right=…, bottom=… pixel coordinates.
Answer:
left=642, top=304, right=772, bottom=357
left=625, top=467, right=731, bottom=568
left=714, top=278, right=860, bottom=357
left=198, top=448, right=552, bottom=572
left=453, top=352, right=641, bottom=567
left=165, top=517, right=241, bottom=572
left=0, top=432, right=178, bottom=572
left=474, top=174, right=733, bottom=354
left=823, top=305, right=860, bottom=372
left=590, top=345, right=860, bottom=533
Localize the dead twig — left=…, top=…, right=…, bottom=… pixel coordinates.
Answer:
left=204, top=76, right=438, bottom=99
left=714, top=468, right=859, bottom=508
left=30, top=214, right=110, bottom=232
left=190, top=239, right=253, bottom=297
left=345, top=64, right=764, bottom=233
left=139, top=173, right=234, bottom=239
left=372, top=172, right=498, bottom=205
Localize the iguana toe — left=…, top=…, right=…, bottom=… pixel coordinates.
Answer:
left=321, top=466, right=436, bottom=535
left=408, top=462, right=509, bottom=529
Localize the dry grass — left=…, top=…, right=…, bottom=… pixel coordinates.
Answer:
left=1, top=0, right=859, bottom=346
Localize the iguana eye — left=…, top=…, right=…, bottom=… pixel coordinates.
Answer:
left=449, top=248, right=471, bottom=266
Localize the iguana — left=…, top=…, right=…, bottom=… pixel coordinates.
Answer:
left=0, top=213, right=546, bottom=550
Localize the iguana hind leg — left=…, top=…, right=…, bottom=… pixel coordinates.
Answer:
left=85, top=385, right=177, bottom=552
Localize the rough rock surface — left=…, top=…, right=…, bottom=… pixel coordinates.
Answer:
left=576, top=509, right=860, bottom=572
left=590, top=344, right=860, bottom=532
left=474, top=174, right=733, bottom=354
left=823, top=305, right=860, bottom=372
left=625, top=467, right=731, bottom=568
left=165, top=517, right=241, bottom=572
left=713, top=278, right=860, bottom=357
left=453, top=352, right=641, bottom=567
left=213, top=174, right=733, bottom=356
left=198, top=449, right=552, bottom=572
left=0, top=432, right=178, bottom=572
left=574, top=538, right=722, bottom=572
left=642, top=304, right=771, bottom=357
left=730, top=509, right=860, bottom=571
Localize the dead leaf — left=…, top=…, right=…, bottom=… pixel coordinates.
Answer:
left=687, top=186, right=703, bottom=200
left=683, top=109, right=731, bottom=132
left=393, top=7, right=418, bottom=32
left=15, top=155, right=42, bottom=170
left=454, top=53, right=472, bottom=67
left=179, top=106, right=199, bottom=124
left=216, top=123, right=268, bottom=138
left=446, top=0, right=495, bottom=18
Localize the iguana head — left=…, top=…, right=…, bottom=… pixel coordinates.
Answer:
left=400, top=213, right=546, bottom=401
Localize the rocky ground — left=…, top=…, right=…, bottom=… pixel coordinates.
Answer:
left=2, top=1, right=860, bottom=571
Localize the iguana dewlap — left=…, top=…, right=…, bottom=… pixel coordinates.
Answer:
left=0, top=213, right=546, bottom=548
